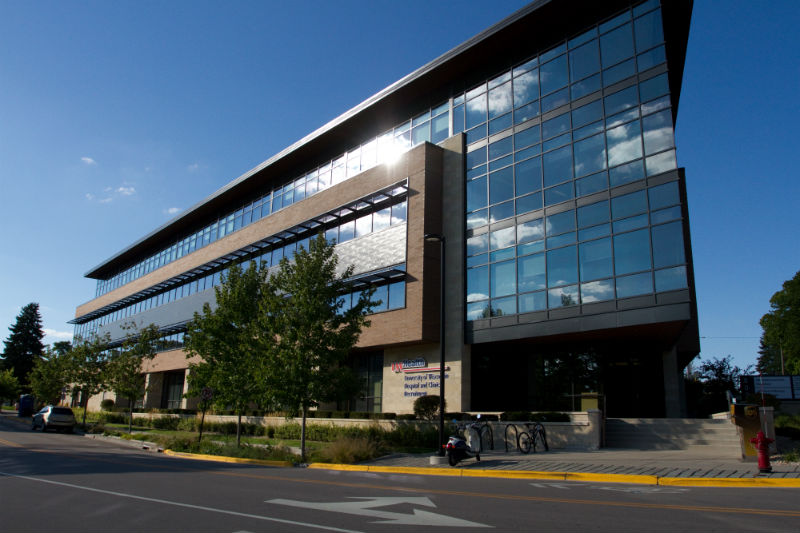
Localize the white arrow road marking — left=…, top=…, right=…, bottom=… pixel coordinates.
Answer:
left=267, top=497, right=491, bottom=528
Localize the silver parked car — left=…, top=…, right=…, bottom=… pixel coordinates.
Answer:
left=31, top=405, right=76, bottom=433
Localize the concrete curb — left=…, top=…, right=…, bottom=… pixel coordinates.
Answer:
left=163, top=448, right=293, bottom=467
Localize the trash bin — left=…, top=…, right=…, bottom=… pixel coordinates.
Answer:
left=18, top=394, right=34, bottom=418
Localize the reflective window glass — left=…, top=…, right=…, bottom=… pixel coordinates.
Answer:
left=388, top=281, right=406, bottom=309
left=603, top=58, right=636, bottom=86
left=466, top=124, right=488, bottom=144
left=541, top=43, right=566, bottom=63
left=513, top=69, right=539, bottom=107
left=543, top=113, right=570, bottom=140
left=339, top=220, right=355, bottom=243
left=431, top=113, right=449, bottom=144
left=613, top=228, right=651, bottom=274
left=540, top=55, right=568, bottom=95
left=639, top=73, right=669, bottom=102
left=642, top=109, right=674, bottom=155
left=652, top=221, right=685, bottom=268
left=516, top=192, right=543, bottom=215
left=651, top=205, right=681, bottom=224
left=491, top=260, right=516, bottom=297
left=572, top=100, right=602, bottom=128
left=605, top=86, right=638, bottom=116
left=489, top=167, right=514, bottom=205
left=576, top=170, right=608, bottom=196
left=489, top=113, right=513, bottom=135
left=606, top=120, right=642, bottom=167
left=515, top=157, right=542, bottom=196
left=517, top=218, right=544, bottom=244
left=467, top=147, right=487, bottom=168
left=466, top=94, right=487, bottom=128
left=452, top=105, right=464, bottom=134
left=613, top=214, right=648, bottom=233
left=373, top=207, right=391, bottom=232
left=547, top=245, right=577, bottom=286
left=634, top=9, right=664, bottom=52
left=549, top=285, right=579, bottom=308
left=355, top=214, right=372, bottom=238
left=467, top=266, right=489, bottom=302
left=545, top=182, right=574, bottom=206
left=600, top=23, right=634, bottom=68
left=646, top=150, right=677, bottom=176
left=467, top=177, right=487, bottom=211
left=467, top=209, right=488, bottom=229
left=514, top=101, right=540, bottom=124
left=467, top=233, right=488, bottom=256
left=543, top=145, right=573, bottom=187
left=569, top=39, right=600, bottom=81
left=609, top=159, right=645, bottom=186
left=546, top=210, right=575, bottom=236
left=490, top=201, right=514, bottom=223
left=616, top=272, right=653, bottom=298
left=574, top=133, right=606, bottom=177
left=519, top=291, right=546, bottom=313
left=612, top=190, right=647, bottom=219
left=571, top=73, right=601, bottom=100
left=490, top=226, right=516, bottom=250
left=578, top=201, right=609, bottom=228
left=637, top=45, right=666, bottom=71
left=581, top=279, right=614, bottom=303
left=489, top=137, right=513, bottom=160
left=542, top=88, right=569, bottom=113
left=655, top=265, right=687, bottom=292
left=372, top=285, right=389, bottom=312
left=648, top=181, right=680, bottom=210
left=518, top=252, right=546, bottom=292
left=514, top=124, right=540, bottom=149
left=488, top=82, right=513, bottom=119
left=391, top=200, right=407, bottom=224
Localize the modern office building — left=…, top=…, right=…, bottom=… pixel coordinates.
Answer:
left=72, top=0, right=698, bottom=417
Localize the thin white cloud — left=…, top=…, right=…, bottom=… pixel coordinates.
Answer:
left=165, top=207, right=181, bottom=216
left=43, top=329, right=73, bottom=340
left=85, top=193, right=94, bottom=201
left=187, top=163, right=200, bottom=172
left=81, top=157, right=97, bottom=165
left=117, top=186, right=136, bottom=196
left=99, top=197, right=113, bottom=204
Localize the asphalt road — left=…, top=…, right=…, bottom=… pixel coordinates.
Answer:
left=1, top=415, right=798, bottom=532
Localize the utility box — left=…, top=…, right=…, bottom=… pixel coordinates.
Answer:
left=18, top=394, right=34, bottom=417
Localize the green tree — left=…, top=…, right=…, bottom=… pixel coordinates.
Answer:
left=0, top=369, right=20, bottom=405
left=1, top=303, right=45, bottom=390
left=260, top=234, right=376, bottom=461
left=691, top=355, right=752, bottom=416
left=29, top=346, right=71, bottom=406
left=184, top=261, right=272, bottom=446
left=68, top=332, right=111, bottom=427
left=107, top=323, right=159, bottom=433
left=759, top=270, right=800, bottom=374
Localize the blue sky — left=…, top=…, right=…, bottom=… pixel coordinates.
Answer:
left=1, top=1, right=797, bottom=371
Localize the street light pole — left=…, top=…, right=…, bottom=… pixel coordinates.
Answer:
left=424, top=233, right=446, bottom=456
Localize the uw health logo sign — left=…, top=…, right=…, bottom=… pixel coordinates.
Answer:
left=391, top=357, right=447, bottom=373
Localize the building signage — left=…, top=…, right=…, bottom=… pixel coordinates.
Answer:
left=741, top=375, right=797, bottom=400
left=403, top=372, right=450, bottom=398
left=391, top=357, right=449, bottom=374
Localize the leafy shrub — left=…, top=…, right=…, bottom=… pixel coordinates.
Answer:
left=350, top=412, right=371, bottom=420
left=396, top=414, right=416, bottom=421
left=500, top=411, right=532, bottom=421
left=331, top=411, right=349, bottom=419
left=177, top=417, right=198, bottom=432
left=314, top=411, right=332, bottom=418
left=315, top=437, right=383, bottom=464
left=499, top=411, right=570, bottom=422
left=413, top=395, right=444, bottom=421
left=100, top=399, right=115, bottom=411
left=152, top=416, right=181, bottom=430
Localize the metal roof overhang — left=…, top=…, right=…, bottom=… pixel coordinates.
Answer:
left=84, top=0, right=691, bottom=280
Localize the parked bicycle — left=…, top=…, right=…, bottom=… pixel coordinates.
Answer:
left=517, top=421, right=548, bottom=454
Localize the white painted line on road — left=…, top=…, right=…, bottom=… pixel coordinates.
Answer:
left=0, top=471, right=365, bottom=533
left=267, top=496, right=491, bottom=528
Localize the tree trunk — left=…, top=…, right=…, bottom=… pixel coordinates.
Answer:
left=300, top=405, right=307, bottom=463
left=81, top=390, right=88, bottom=427
left=236, top=410, right=242, bottom=447
left=128, top=398, right=134, bottom=434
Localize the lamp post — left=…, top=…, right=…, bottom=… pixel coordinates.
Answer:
left=424, top=233, right=446, bottom=456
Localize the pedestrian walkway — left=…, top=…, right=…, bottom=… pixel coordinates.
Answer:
left=358, top=447, right=800, bottom=481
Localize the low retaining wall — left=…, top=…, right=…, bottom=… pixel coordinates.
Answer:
left=131, top=409, right=603, bottom=450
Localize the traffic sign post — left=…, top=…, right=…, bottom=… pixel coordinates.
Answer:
left=198, top=388, right=213, bottom=443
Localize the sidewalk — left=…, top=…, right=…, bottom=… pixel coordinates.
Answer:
left=343, top=447, right=800, bottom=486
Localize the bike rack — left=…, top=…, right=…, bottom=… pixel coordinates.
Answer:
left=504, top=424, right=519, bottom=452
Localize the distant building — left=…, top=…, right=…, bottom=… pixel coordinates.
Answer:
left=72, top=0, right=698, bottom=417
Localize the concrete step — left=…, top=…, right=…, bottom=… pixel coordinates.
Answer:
left=604, top=417, right=741, bottom=457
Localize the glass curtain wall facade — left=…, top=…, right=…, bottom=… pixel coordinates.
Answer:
left=463, top=1, right=684, bottom=320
